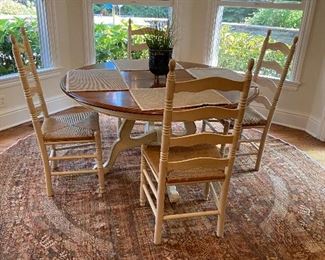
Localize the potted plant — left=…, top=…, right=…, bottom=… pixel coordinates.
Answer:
left=145, top=24, right=174, bottom=85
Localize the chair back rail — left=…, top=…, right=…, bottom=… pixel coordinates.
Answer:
left=168, top=158, right=229, bottom=171
left=175, top=77, right=245, bottom=93
left=172, top=107, right=240, bottom=122
left=169, top=133, right=234, bottom=147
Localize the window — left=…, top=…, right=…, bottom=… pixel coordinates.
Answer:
left=211, top=0, right=315, bottom=82
left=92, top=0, right=172, bottom=63
left=0, top=0, right=52, bottom=77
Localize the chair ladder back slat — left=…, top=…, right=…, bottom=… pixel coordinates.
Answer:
left=131, top=27, right=157, bottom=36
left=170, top=133, right=234, bottom=147
left=175, top=77, right=244, bottom=93
left=168, top=157, right=229, bottom=171
left=253, top=95, right=272, bottom=110
left=254, top=77, right=278, bottom=91
left=172, top=107, right=239, bottom=122
left=130, top=43, right=148, bottom=52
left=267, top=42, right=290, bottom=56
left=261, top=60, right=283, bottom=75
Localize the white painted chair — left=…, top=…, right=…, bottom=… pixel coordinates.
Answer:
left=140, top=59, right=254, bottom=244
left=127, top=18, right=157, bottom=59
left=203, top=30, right=299, bottom=171
left=11, top=28, right=105, bottom=197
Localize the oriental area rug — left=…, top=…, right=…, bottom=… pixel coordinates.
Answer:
left=0, top=116, right=324, bottom=259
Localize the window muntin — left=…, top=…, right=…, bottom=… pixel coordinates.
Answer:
left=0, top=0, right=51, bottom=78
left=92, top=2, right=172, bottom=63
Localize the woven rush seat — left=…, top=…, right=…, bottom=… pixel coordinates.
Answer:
left=143, top=144, right=226, bottom=184
left=42, top=112, right=99, bottom=141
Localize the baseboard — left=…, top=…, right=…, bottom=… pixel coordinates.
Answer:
left=0, top=95, right=78, bottom=131
left=252, top=104, right=324, bottom=141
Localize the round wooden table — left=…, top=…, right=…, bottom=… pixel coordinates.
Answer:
left=61, top=61, right=259, bottom=174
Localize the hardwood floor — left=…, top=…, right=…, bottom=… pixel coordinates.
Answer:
left=0, top=107, right=324, bottom=166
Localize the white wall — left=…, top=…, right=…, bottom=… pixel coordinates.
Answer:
left=0, top=0, right=324, bottom=141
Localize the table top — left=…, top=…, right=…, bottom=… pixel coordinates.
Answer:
left=61, top=61, right=258, bottom=121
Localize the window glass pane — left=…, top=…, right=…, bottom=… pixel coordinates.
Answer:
left=216, top=6, right=302, bottom=79
left=93, top=3, right=171, bottom=62
left=0, top=0, right=43, bottom=77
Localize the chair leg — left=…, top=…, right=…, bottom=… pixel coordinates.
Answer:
left=220, top=121, right=230, bottom=156
left=140, top=146, right=146, bottom=206
left=154, top=179, right=167, bottom=245
left=94, top=131, right=105, bottom=195
left=202, top=120, right=207, bottom=132
left=204, top=182, right=210, bottom=200
left=217, top=180, right=230, bottom=237
left=255, top=127, right=268, bottom=171
left=50, top=145, right=57, bottom=170
left=39, top=144, right=53, bottom=197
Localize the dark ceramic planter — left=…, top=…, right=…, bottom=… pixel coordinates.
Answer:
left=149, top=49, right=173, bottom=83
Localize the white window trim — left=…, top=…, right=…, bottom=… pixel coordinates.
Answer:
left=0, top=0, right=58, bottom=83
left=207, top=0, right=317, bottom=89
left=0, top=67, right=62, bottom=90
left=82, top=0, right=172, bottom=65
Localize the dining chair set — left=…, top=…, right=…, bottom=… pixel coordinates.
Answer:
left=10, top=24, right=298, bottom=244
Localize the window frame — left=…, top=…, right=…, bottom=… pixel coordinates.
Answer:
left=82, top=0, right=173, bottom=65
left=208, top=0, right=317, bottom=88
left=0, top=0, right=55, bottom=81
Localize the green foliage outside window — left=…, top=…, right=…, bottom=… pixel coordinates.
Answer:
left=0, top=17, right=41, bottom=76
left=218, top=25, right=289, bottom=78
left=95, top=21, right=148, bottom=62
left=0, top=0, right=36, bottom=15
left=246, top=9, right=302, bottom=28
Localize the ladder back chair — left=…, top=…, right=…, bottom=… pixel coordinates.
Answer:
left=203, top=30, right=298, bottom=171
left=127, top=18, right=157, bottom=59
left=10, top=27, right=105, bottom=197
left=140, top=59, right=254, bottom=244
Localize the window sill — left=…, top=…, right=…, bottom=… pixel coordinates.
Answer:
left=0, top=67, right=62, bottom=90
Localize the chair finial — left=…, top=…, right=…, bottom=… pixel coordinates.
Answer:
left=169, top=59, right=176, bottom=72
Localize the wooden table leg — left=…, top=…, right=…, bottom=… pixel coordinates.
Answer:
left=103, top=119, right=158, bottom=174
